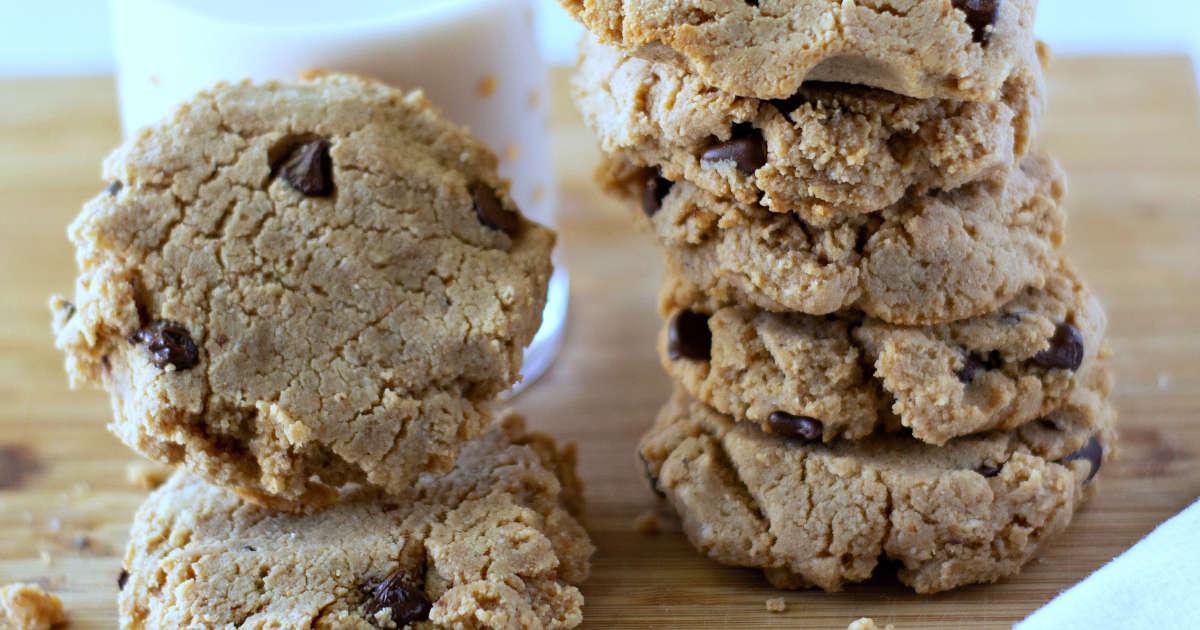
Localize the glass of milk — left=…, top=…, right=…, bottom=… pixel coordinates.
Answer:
left=109, top=0, right=567, bottom=395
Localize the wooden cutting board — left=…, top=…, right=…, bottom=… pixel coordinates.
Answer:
left=1, top=55, right=1198, bottom=629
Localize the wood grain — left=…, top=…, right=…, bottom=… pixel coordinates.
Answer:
left=1, top=56, right=1199, bottom=629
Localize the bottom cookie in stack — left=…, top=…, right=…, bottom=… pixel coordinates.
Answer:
left=639, top=389, right=1113, bottom=594
left=119, top=415, right=594, bottom=630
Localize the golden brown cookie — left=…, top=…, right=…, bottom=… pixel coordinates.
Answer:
left=604, top=151, right=1066, bottom=326
left=639, top=389, right=1114, bottom=594
left=120, top=416, right=593, bottom=630
left=574, top=34, right=1045, bottom=221
left=559, top=0, right=1038, bottom=101
left=658, top=256, right=1111, bottom=445
left=51, top=75, right=556, bottom=511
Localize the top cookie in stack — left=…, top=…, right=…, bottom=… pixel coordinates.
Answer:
left=51, top=75, right=558, bottom=511
left=561, top=0, right=1033, bottom=102
left=565, top=0, right=1115, bottom=593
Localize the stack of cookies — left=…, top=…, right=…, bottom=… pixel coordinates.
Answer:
left=52, top=75, right=593, bottom=629
left=564, top=0, right=1115, bottom=593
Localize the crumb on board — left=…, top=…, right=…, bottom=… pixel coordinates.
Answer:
left=478, top=75, right=497, bottom=96
left=765, top=597, right=786, bottom=613
left=126, top=460, right=173, bottom=491
left=0, top=583, right=66, bottom=630
left=847, top=618, right=894, bottom=630
left=633, top=510, right=659, bottom=534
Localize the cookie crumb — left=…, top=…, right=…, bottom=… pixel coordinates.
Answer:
left=527, top=89, right=541, bottom=109
left=126, top=460, right=173, bottom=491
left=765, top=597, right=786, bottom=613
left=505, top=143, right=520, bottom=161
left=847, top=618, right=894, bottom=630
left=0, top=583, right=66, bottom=630
left=633, top=510, right=659, bottom=533
left=478, top=75, right=497, bottom=96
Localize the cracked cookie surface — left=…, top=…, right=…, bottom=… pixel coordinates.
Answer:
left=574, top=34, right=1045, bottom=221
left=559, top=0, right=1037, bottom=101
left=639, top=389, right=1114, bottom=594
left=50, top=75, right=556, bottom=510
left=603, top=151, right=1065, bottom=325
left=120, top=415, right=593, bottom=630
left=659, top=256, right=1111, bottom=445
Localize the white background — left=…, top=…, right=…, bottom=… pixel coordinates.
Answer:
left=0, top=0, right=1197, bottom=76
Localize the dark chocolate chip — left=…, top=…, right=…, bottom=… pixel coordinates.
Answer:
left=129, top=320, right=199, bottom=371
left=278, top=139, right=333, bottom=197
left=745, top=0, right=759, bottom=5
left=1062, top=436, right=1103, bottom=482
left=977, top=463, right=1003, bottom=478
left=363, top=571, right=432, bottom=626
left=640, top=452, right=665, bottom=498
left=117, top=569, right=129, bottom=590
left=1032, top=323, right=1085, bottom=370
left=955, top=354, right=989, bottom=384
left=60, top=300, right=76, bottom=321
left=641, top=172, right=673, bottom=217
left=472, top=183, right=521, bottom=236
left=667, top=310, right=712, bottom=361
left=952, top=0, right=1001, bottom=44
left=700, top=125, right=766, bottom=174
left=243, top=546, right=256, bottom=552
left=105, top=180, right=123, bottom=196
left=766, top=411, right=823, bottom=441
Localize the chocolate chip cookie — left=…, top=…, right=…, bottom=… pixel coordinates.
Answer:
left=559, top=0, right=1037, bottom=102
left=574, top=34, right=1045, bottom=221
left=603, top=150, right=1066, bottom=325
left=50, top=75, right=556, bottom=510
left=120, top=415, right=593, bottom=630
left=659, top=256, right=1110, bottom=445
left=639, top=389, right=1113, bottom=594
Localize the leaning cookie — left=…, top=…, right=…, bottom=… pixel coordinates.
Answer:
left=120, top=415, right=593, bottom=630
left=603, top=151, right=1065, bottom=325
left=50, top=74, right=555, bottom=511
left=659, top=256, right=1110, bottom=445
left=574, top=34, right=1045, bottom=222
left=559, top=0, right=1037, bottom=102
left=639, top=389, right=1114, bottom=594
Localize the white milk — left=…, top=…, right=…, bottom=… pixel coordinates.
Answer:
left=110, top=0, right=567, bottom=393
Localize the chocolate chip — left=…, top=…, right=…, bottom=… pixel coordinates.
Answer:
left=977, top=463, right=1003, bottom=478
left=766, top=412, right=823, bottom=441
left=667, top=310, right=712, bottom=361
left=641, top=172, right=673, bottom=217
left=129, top=320, right=199, bottom=371
left=364, top=571, right=431, bottom=626
left=105, top=180, right=123, bottom=196
left=952, top=0, right=1001, bottom=44
left=473, top=183, right=521, bottom=236
left=700, top=124, right=766, bottom=174
left=956, top=354, right=989, bottom=384
left=1062, top=436, right=1103, bottom=482
left=60, top=300, right=76, bottom=321
left=278, top=139, right=333, bottom=196
left=117, top=569, right=129, bottom=590
left=640, top=453, right=665, bottom=498
left=1032, top=323, right=1085, bottom=370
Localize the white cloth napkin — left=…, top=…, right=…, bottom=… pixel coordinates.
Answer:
left=1015, top=500, right=1200, bottom=629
